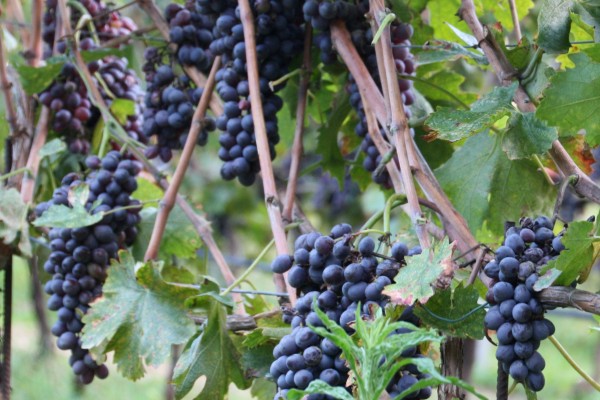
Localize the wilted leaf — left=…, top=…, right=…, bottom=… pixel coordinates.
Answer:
left=384, top=240, right=454, bottom=305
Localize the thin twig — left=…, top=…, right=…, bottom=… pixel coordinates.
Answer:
left=507, top=0, right=522, bottom=41
left=21, top=108, right=49, bottom=203
left=144, top=57, right=221, bottom=261
left=282, top=24, right=312, bottom=223
left=330, top=21, right=482, bottom=263
left=100, top=26, right=157, bottom=49
left=458, top=0, right=600, bottom=204
left=0, top=31, right=19, bottom=137
left=369, top=0, right=430, bottom=249
left=28, top=0, right=44, bottom=67
left=238, top=0, right=295, bottom=305
left=174, top=198, right=246, bottom=315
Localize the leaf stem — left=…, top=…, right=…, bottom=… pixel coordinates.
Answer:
left=548, top=335, right=600, bottom=391
left=384, top=193, right=406, bottom=234
left=0, top=167, right=32, bottom=182
left=359, top=197, right=407, bottom=233
left=221, top=238, right=275, bottom=296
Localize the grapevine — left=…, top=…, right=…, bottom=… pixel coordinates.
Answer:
left=0, top=0, right=596, bottom=400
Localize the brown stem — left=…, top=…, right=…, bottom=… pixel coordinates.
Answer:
left=20, top=108, right=49, bottom=203
left=440, top=337, right=465, bottom=400
left=458, top=0, right=600, bottom=204
left=331, top=21, right=387, bottom=123
left=135, top=0, right=170, bottom=39
left=174, top=197, right=246, bottom=315
left=538, top=286, right=600, bottom=316
left=144, top=57, right=221, bottom=261
left=100, top=26, right=157, bottom=49
left=369, top=0, right=430, bottom=249
left=282, top=25, right=312, bottom=223
left=507, top=0, right=522, bottom=41
left=238, top=0, right=295, bottom=304
left=28, top=257, right=52, bottom=354
left=0, top=31, right=20, bottom=137
left=5, top=0, right=29, bottom=45
left=362, top=87, right=403, bottom=193
left=28, top=0, right=44, bottom=67
left=331, top=20, right=481, bottom=260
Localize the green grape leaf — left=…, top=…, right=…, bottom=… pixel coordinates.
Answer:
left=0, top=188, right=31, bottom=256
left=232, top=334, right=276, bottom=380
left=287, top=381, right=354, bottom=400
left=436, top=131, right=555, bottom=236
left=80, top=47, right=130, bottom=63
left=173, top=302, right=246, bottom=400
left=536, top=49, right=600, bottom=146
left=425, top=83, right=517, bottom=141
left=505, top=37, right=536, bottom=72
left=414, top=283, right=486, bottom=339
left=39, top=138, right=66, bottom=158
left=413, top=69, right=477, bottom=106
left=131, top=177, right=162, bottom=208
left=81, top=252, right=197, bottom=380
left=384, top=239, right=454, bottom=305
left=574, top=1, right=600, bottom=41
left=132, top=206, right=202, bottom=261
left=250, top=378, right=276, bottom=400
left=538, top=0, right=573, bottom=53
left=540, top=221, right=600, bottom=286
left=32, top=184, right=104, bottom=229
left=316, top=92, right=350, bottom=185
left=15, top=57, right=65, bottom=94
left=110, top=99, right=136, bottom=124
left=415, top=40, right=488, bottom=65
left=502, top=112, right=558, bottom=159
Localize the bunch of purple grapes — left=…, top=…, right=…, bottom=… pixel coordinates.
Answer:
left=42, top=0, right=136, bottom=53
left=39, top=0, right=145, bottom=154
left=35, top=151, right=142, bottom=384
left=204, top=0, right=304, bottom=185
left=483, top=216, right=562, bottom=392
left=269, top=224, right=431, bottom=399
left=141, top=48, right=216, bottom=162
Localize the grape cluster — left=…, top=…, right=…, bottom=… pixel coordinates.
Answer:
left=165, top=2, right=216, bottom=72
left=38, top=54, right=146, bottom=153
left=483, top=216, right=562, bottom=392
left=269, top=225, right=431, bottom=399
left=42, top=0, right=136, bottom=53
left=204, top=0, right=303, bottom=185
left=39, top=62, right=95, bottom=153
left=141, top=50, right=216, bottom=162
left=35, top=151, right=142, bottom=384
